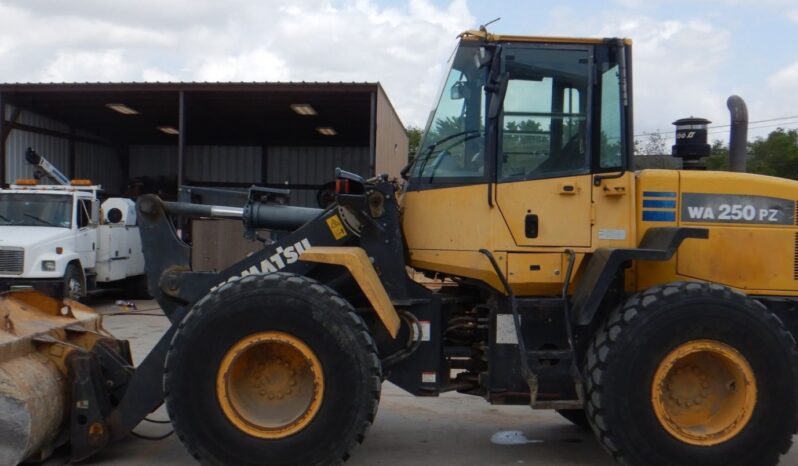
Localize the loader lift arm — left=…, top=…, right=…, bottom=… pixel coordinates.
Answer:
left=94, top=176, right=438, bottom=457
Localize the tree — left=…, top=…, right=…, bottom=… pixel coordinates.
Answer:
left=747, top=128, right=798, bottom=179
left=700, top=128, right=798, bottom=180
left=635, top=131, right=668, bottom=156
left=705, top=140, right=729, bottom=171
left=633, top=131, right=678, bottom=169
left=406, top=125, right=423, bottom=160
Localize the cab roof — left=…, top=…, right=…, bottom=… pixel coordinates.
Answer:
left=458, top=29, right=632, bottom=46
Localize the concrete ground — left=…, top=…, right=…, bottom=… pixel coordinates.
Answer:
left=46, top=298, right=798, bottom=465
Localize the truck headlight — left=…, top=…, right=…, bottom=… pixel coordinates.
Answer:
left=41, top=260, right=56, bottom=271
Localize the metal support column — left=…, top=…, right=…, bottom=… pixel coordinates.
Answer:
left=68, top=126, right=76, bottom=178
left=177, top=91, right=186, bottom=189
left=368, top=91, right=376, bottom=175
left=261, top=145, right=269, bottom=185
left=0, top=92, right=5, bottom=186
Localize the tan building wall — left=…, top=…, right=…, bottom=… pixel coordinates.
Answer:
left=374, top=85, right=409, bottom=180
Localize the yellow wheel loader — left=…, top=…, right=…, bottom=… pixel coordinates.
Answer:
left=3, top=29, right=798, bottom=466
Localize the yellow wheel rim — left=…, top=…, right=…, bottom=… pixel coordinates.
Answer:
left=651, top=339, right=757, bottom=446
left=216, top=331, right=324, bottom=439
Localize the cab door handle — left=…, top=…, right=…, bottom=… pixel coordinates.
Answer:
left=525, top=214, right=539, bottom=238
left=559, top=184, right=577, bottom=195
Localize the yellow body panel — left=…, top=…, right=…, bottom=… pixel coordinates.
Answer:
left=299, top=247, right=401, bottom=337
left=459, top=30, right=631, bottom=46
left=408, top=249, right=508, bottom=292
left=506, top=253, right=564, bottom=295
left=678, top=228, right=795, bottom=292
left=402, top=165, right=798, bottom=298
left=496, top=175, right=592, bottom=247
left=635, top=170, right=681, bottom=290
left=636, top=169, right=798, bottom=296
left=591, top=172, right=637, bottom=250
left=401, top=184, right=516, bottom=251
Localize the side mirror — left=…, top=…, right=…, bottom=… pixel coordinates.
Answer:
left=450, top=81, right=468, bottom=100
left=488, top=72, right=509, bottom=119
left=474, top=47, right=492, bottom=69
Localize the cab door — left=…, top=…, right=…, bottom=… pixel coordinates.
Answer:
left=75, top=198, right=97, bottom=268
left=495, top=45, right=593, bottom=247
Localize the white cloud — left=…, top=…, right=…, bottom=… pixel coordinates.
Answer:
left=769, top=62, right=798, bottom=90
left=0, top=0, right=475, bottom=126
left=543, top=11, right=734, bottom=141
left=40, top=50, right=133, bottom=82
left=196, top=50, right=290, bottom=82
left=789, top=9, right=798, bottom=23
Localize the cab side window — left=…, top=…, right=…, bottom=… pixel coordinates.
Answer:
left=598, top=64, right=623, bottom=170
left=77, top=199, right=93, bottom=229
left=499, top=48, right=590, bottom=181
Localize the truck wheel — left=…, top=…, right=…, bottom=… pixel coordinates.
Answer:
left=164, top=272, right=382, bottom=465
left=63, top=264, right=85, bottom=300
left=555, top=409, right=590, bottom=429
left=585, top=282, right=798, bottom=466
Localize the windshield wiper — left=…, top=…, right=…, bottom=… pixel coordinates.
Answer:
left=411, top=130, right=483, bottom=182
left=24, top=213, right=58, bottom=227
left=401, top=129, right=483, bottom=180
left=426, top=131, right=483, bottom=183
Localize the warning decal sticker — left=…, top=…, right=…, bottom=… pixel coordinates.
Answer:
left=325, top=214, right=348, bottom=240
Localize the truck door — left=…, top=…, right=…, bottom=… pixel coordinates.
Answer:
left=495, top=45, right=593, bottom=247
left=75, top=198, right=97, bottom=269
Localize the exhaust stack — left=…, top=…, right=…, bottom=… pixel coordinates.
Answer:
left=727, top=95, right=748, bottom=173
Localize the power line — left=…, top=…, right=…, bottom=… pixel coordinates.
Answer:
left=707, top=122, right=798, bottom=136
left=634, top=115, right=798, bottom=138
left=634, top=122, right=798, bottom=141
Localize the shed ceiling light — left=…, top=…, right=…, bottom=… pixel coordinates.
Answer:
left=157, top=126, right=180, bottom=135
left=290, top=104, right=317, bottom=116
left=106, top=103, right=139, bottom=115
left=317, top=127, right=337, bottom=136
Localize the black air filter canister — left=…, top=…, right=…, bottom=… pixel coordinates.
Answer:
left=672, top=117, right=711, bottom=170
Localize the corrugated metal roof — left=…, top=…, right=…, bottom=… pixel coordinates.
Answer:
left=0, top=81, right=381, bottom=92
left=1, top=82, right=380, bottom=146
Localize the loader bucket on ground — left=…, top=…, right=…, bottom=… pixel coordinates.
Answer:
left=0, top=290, right=106, bottom=465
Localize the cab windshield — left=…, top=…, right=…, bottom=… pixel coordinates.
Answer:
left=0, top=193, right=72, bottom=228
left=412, top=42, right=486, bottom=182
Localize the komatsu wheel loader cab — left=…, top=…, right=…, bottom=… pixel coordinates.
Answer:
left=3, top=30, right=798, bottom=466
left=403, top=32, right=635, bottom=293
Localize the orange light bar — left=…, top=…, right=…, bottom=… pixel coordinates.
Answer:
left=71, top=179, right=92, bottom=186
left=15, top=179, right=38, bottom=185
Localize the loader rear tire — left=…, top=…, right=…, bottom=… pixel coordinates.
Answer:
left=164, top=272, right=381, bottom=465
left=584, top=282, right=798, bottom=466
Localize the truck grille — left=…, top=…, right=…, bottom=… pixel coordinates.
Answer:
left=795, top=233, right=798, bottom=280
left=0, top=247, right=24, bottom=275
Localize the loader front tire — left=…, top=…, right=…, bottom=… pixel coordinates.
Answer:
left=585, top=282, right=798, bottom=466
left=164, top=272, right=381, bottom=465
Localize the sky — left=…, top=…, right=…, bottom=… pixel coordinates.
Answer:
left=0, top=0, right=796, bottom=146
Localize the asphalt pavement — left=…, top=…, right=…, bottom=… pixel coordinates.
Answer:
left=41, top=298, right=797, bottom=466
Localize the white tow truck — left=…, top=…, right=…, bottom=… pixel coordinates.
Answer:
left=0, top=149, right=146, bottom=299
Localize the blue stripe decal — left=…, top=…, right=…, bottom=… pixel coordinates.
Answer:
left=643, top=191, right=677, bottom=198
left=643, top=211, right=676, bottom=222
left=643, top=200, right=677, bottom=208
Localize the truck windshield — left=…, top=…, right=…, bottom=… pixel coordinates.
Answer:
left=411, top=42, right=486, bottom=182
left=0, top=193, right=72, bottom=228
